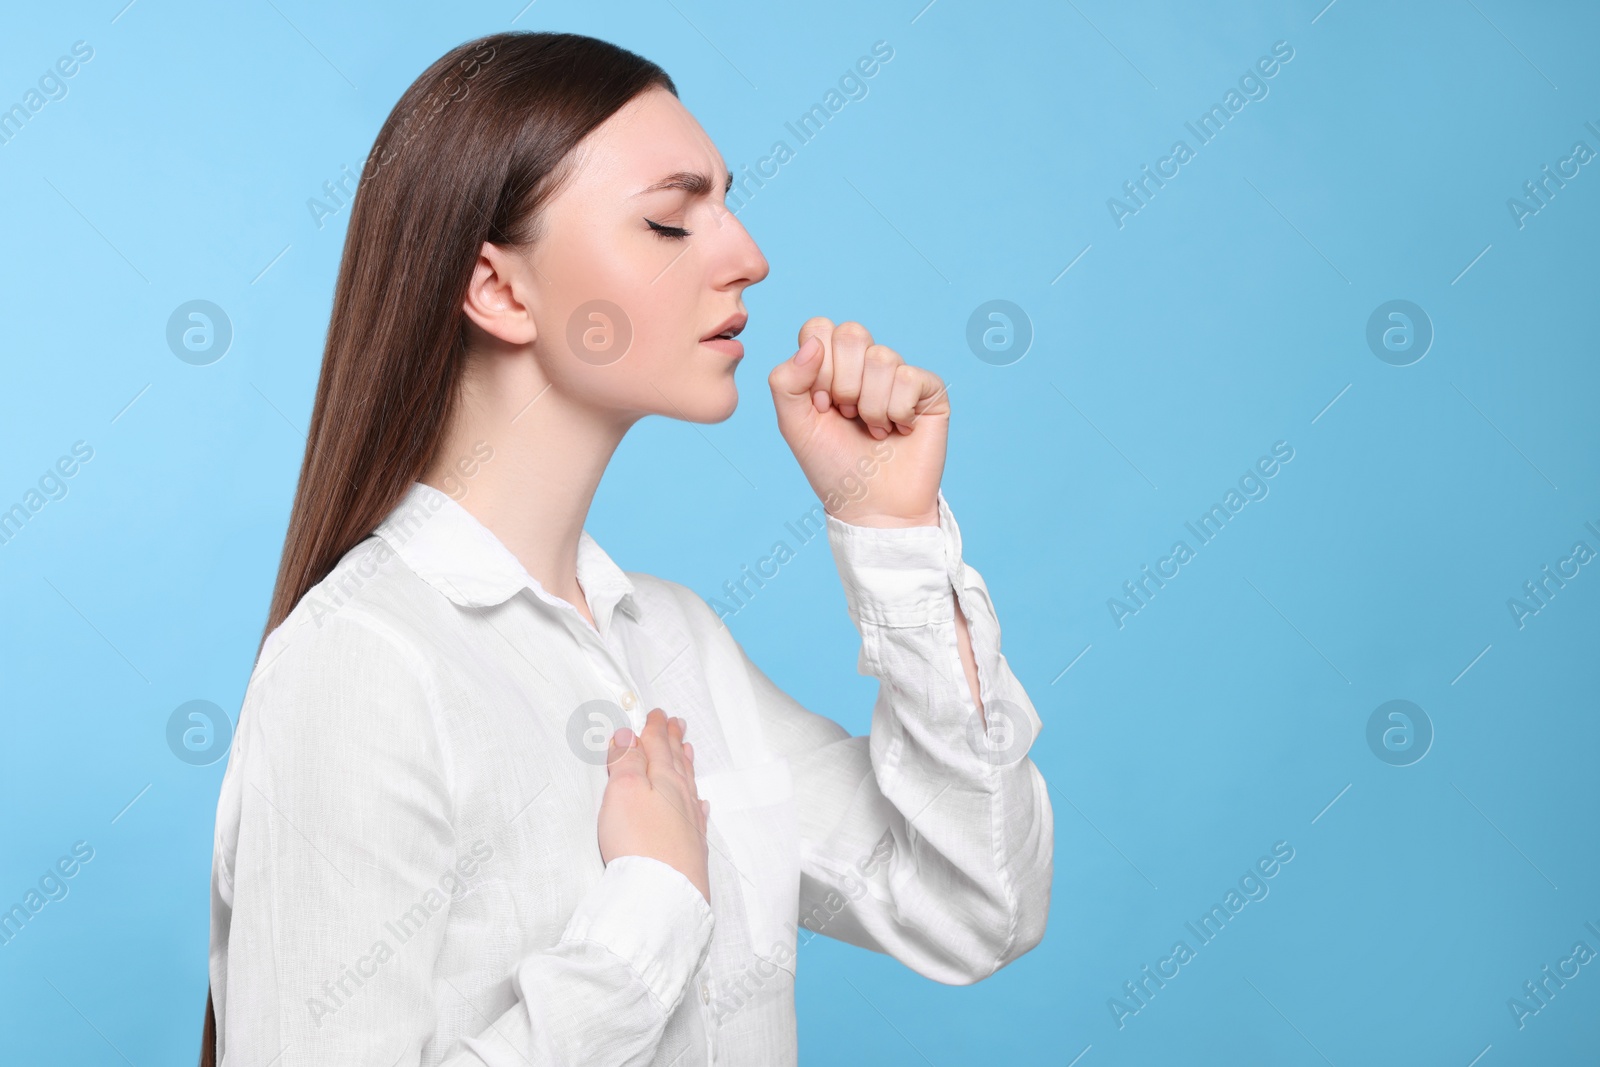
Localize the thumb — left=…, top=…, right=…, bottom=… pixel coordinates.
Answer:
left=768, top=335, right=824, bottom=427
left=606, top=727, right=644, bottom=775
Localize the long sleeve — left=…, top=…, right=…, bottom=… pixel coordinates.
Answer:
left=731, top=488, right=1053, bottom=984
left=210, top=608, right=714, bottom=1066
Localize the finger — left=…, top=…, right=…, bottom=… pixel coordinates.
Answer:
left=637, top=708, right=674, bottom=777
left=664, top=715, right=688, bottom=779
left=681, top=738, right=701, bottom=801
left=857, top=344, right=903, bottom=439
left=675, top=724, right=701, bottom=804
left=769, top=334, right=826, bottom=427
left=647, top=712, right=699, bottom=830
left=673, top=719, right=696, bottom=777
left=798, top=316, right=835, bottom=414
left=678, top=732, right=703, bottom=828
left=887, top=364, right=944, bottom=434
left=606, top=727, right=645, bottom=778
left=829, top=321, right=872, bottom=419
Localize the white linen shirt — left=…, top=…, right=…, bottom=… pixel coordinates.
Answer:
left=209, top=480, right=1052, bottom=1066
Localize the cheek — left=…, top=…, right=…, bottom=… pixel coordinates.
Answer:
left=623, top=273, right=696, bottom=356
left=552, top=230, right=643, bottom=308
left=551, top=236, right=697, bottom=358
left=613, top=269, right=713, bottom=381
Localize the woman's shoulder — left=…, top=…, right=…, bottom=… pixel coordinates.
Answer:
left=252, top=534, right=442, bottom=692
left=218, top=538, right=453, bottom=863
left=217, top=537, right=452, bottom=808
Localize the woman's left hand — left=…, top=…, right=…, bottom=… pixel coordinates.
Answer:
left=768, top=317, right=950, bottom=527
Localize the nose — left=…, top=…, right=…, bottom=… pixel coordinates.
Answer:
left=711, top=202, right=769, bottom=289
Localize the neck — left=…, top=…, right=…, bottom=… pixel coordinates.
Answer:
left=419, top=352, right=635, bottom=621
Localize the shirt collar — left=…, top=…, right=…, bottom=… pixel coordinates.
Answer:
left=372, top=481, right=641, bottom=627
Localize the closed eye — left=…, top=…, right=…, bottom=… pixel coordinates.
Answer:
left=645, top=218, right=692, bottom=240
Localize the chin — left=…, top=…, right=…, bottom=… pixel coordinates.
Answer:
left=684, top=352, right=742, bottom=421
left=645, top=349, right=741, bottom=423
left=697, top=382, right=740, bottom=424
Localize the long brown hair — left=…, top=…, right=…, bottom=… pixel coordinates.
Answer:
left=199, top=30, right=675, bottom=1066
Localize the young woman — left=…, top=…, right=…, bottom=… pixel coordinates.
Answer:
left=203, top=30, right=1052, bottom=1067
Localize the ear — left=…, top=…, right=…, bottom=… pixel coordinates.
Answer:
left=461, top=241, right=539, bottom=346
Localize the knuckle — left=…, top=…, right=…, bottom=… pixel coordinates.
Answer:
left=834, top=321, right=870, bottom=342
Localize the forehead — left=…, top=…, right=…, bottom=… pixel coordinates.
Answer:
left=565, top=87, right=721, bottom=190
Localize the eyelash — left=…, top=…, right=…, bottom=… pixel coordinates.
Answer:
left=645, top=218, right=693, bottom=240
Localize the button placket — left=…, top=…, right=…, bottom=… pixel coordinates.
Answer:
left=574, top=623, right=647, bottom=732
left=601, top=618, right=654, bottom=725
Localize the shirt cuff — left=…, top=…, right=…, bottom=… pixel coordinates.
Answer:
left=559, top=854, right=715, bottom=1013
left=825, top=488, right=965, bottom=628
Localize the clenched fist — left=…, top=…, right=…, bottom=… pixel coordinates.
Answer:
left=767, top=318, right=949, bottom=528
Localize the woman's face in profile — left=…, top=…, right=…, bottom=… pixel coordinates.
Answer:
left=504, top=86, right=771, bottom=424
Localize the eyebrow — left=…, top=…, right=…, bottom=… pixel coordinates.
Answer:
left=634, top=168, right=734, bottom=198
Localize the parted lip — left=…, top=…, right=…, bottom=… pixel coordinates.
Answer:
left=701, top=312, right=747, bottom=342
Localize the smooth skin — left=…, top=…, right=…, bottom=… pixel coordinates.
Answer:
left=419, top=86, right=985, bottom=904
left=600, top=710, right=710, bottom=902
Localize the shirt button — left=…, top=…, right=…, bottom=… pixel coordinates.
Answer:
left=700, top=981, right=710, bottom=1005
left=620, top=690, right=636, bottom=710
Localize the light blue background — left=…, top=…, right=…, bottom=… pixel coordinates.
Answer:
left=1, top=1, right=1596, bottom=1063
